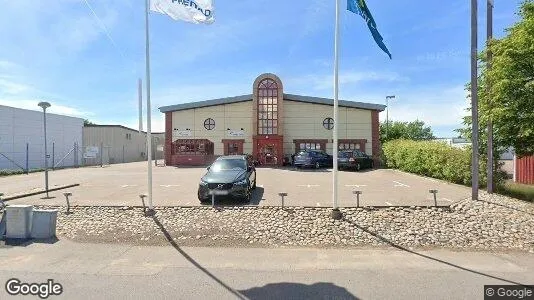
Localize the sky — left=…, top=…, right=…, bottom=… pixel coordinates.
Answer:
left=0, top=0, right=525, bottom=137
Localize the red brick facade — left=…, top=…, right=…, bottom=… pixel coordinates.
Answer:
left=165, top=112, right=172, bottom=165
left=371, top=111, right=381, bottom=166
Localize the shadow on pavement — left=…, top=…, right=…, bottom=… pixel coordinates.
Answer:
left=200, top=187, right=265, bottom=206
left=342, top=217, right=532, bottom=288
left=152, top=216, right=248, bottom=299
left=0, top=237, right=59, bottom=248
left=239, top=282, right=359, bottom=300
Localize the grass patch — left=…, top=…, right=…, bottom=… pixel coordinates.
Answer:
left=0, top=169, right=44, bottom=177
left=497, top=181, right=534, bottom=202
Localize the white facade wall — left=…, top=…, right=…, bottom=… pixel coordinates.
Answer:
left=283, top=101, right=373, bottom=155
left=170, top=100, right=374, bottom=156
left=0, top=105, right=83, bottom=170
left=171, top=101, right=254, bottom=155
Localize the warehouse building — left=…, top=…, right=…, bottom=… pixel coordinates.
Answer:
left=159, top=73, right=385, bottom=167
left=83, top=125, right=164, bottom=165
left=0, top=105, right=83, bottom=170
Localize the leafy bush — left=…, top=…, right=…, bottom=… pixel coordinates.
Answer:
left=383, top=140, right=488, bottom=186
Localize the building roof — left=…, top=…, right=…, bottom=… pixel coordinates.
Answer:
left=158, top=93, right=386, bottom=113
left=84, top=124, right=165, bottom=135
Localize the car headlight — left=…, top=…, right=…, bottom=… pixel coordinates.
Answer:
left=235, top=178, right=248, bottom=185
left=199, top=179, right=208, bottom=186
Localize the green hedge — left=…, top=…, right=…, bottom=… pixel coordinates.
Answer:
left=382, top=140, right=487, bottom=186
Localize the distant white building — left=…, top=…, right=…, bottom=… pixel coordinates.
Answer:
left=82, top=125, right=164, bottom=165
left=0, top=105, right=83, bottom=170
left=433, top=137, right=472, bottom=149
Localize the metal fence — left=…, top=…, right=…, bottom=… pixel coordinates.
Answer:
left=0, top=142, right=81, bottom=172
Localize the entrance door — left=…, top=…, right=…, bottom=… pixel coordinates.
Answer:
left=256, top=138, right=282, bottom=166
left=259, top=144, right=277, bottom=166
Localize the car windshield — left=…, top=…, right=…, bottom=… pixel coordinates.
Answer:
left=210, top=159, right=246, bottom=172
left=296, top=151, right=309, bottom=157
left=339, top=151, right=351, bottom=158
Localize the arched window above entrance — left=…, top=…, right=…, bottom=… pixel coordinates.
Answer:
left=257, top=78, right=279, bottom=135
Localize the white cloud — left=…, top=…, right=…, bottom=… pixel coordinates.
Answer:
left=0, top=78, right=31, bottom=95
left=377, top=85, right=469, bottom=127
left=288, top=71, right=409, bottom=91
left=0, top=99, right=90, bottom=117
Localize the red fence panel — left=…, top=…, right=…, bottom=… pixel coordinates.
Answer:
left=516, top=155, right=534, bottom=185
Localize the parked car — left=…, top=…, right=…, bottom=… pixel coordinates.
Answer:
left=197, top=155, right=257, bottom=203
left=338, top=150, right=374, bottom=171
left=293, top=150, right=333, bottom=169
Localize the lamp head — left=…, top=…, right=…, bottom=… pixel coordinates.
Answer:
left=38, top=102, right=51, bottom=110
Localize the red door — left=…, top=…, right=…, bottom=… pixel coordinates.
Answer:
left=255, top=137, right=282, bottom=166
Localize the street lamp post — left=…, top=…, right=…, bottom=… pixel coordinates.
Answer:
left=385, top=95, right=396, bottom=141
left=38, top=101, right=51, bottom=198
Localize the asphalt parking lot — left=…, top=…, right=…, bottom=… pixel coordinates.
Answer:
left=2, top=162, right=470, bottom=207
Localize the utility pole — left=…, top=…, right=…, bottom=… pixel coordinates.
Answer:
left=385, top=95, right=395, bottom=141
left=38, top=101, right=51, bottom=198
left=487, top=0, right=494, bottom=194
left=471, top=0, right=479, bottom=200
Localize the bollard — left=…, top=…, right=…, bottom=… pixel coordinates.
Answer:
left=139, top=194, right=147, bottom=215
left=208, top=190, right=229, bottom=208
left=278, top=193, right=288, bottom=208
left=429, top=189, right=438, bottom=207
left=352, top=190, right=362, bottom=208
left=63, top=192, right=72, bottom=214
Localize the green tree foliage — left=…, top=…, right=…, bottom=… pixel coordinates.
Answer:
left=83, top=119, right=96, bottom=126
left=380, top=120, right=434, bottom=143
left=458, top=1, right=534, bottom=157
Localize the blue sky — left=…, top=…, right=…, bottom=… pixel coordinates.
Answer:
left=0, top=0, right=524, bottom=136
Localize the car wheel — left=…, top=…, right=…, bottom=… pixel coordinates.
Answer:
left=315, top=161, right=321, bottom=169
left=198, top=191, right=209, bottom=204
left=356, top=163, right=361, bottom=171
left=370, top=161, right=374, bottom=169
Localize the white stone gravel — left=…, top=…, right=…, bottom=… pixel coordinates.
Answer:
left=28, top=191, right=534, bottom=252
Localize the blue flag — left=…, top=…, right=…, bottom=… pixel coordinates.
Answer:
left=347, top=0, right=392, bottom=59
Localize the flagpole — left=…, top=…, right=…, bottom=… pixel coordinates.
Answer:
left=145, top=0, right=155, bottom=215
left=331, top=0, right=341, bottom=220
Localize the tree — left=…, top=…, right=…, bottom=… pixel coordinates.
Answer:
left=459, top=1, right=534, bottom=157
left=84, top=119, right=96, bottom=126
left=380, top=120, right=435, bottom=143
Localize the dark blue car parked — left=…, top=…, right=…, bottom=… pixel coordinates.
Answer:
left=293, top=150, right=333, bottom=169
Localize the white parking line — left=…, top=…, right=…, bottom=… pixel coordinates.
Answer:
left=393, top=181, right=410, bottom=187
left=258, top=185, right=264, bottom=188
left=316, top=202, right=321, bottom=206
left=160, top=185, right=180, bottom=187
left=120, top=184, right=138, bottom=188
left=442, top=198, right=452, bottom=202
left=345, top=184, right=367, bottom=187
left=385, top=201, right=393, bottom=206
left=297, top=184, right=320, bottom=188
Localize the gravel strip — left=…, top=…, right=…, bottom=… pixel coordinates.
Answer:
left=29, top=191, right=534, bottom=252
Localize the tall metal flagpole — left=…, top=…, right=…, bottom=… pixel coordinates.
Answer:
left=486, top=0, right=494, bottom=194
left=331, top=0, right=342, bottom=220
left=471, top=0, right=479, bottom=200
left=139, top=78, right=143, bottom=133
left=145, top=0, right=155, bottom=214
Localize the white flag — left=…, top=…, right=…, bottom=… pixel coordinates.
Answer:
left=150, top=0, right=214, bottom=24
